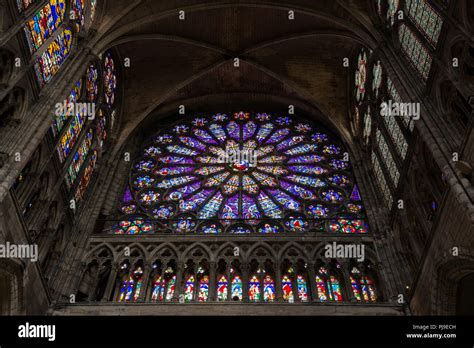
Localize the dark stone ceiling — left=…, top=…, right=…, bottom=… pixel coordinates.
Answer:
left=90, top=0, right=380, bottom=153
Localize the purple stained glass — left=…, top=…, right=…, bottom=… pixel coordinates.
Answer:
left=117, top=112, right=368, bottom=235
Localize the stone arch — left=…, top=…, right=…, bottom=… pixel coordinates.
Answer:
left=0, top=259, right=24, bottom=315
left=247, top=242, right=277, bottom=262
left=181, top=242, right=213, bottom=262
left=0, top=87, right=26, bottom=127
left=278, top=242, right=309, bottom=262
left=434, top=253, right=474, bottom=315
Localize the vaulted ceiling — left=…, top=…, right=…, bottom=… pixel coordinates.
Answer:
left=90, top=0, right=381, bottom=151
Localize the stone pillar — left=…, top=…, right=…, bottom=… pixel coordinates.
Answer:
left=209, top=261, right=217, bottom=301
left=241, top=262, right=249, bottom=302
left=87, top=266, right=101, bottom=302
left=341, top=264, right=355, bottom=302
left=137, top=265, right=151, bottom=302
left=308, top=264, right=318, bottom=302
left=275, top=263, right=283, bottom=302
left=102, top=263, right=118, bottom=302
left=173, top=261, right=184, bottom=302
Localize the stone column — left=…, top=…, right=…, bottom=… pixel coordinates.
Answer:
left=275, top=263, right=283, bottom=302
left=341, top=263, right=355, bottom=302
left=307, top=264, right=318, bottom=302
left=173, top=261, right=184, bottom=302
left=87, top=266, right=101, bottom=302
left=209, top=261, right=217, bottom=301
left=137, top=265, right=151, bottom=302
left=102, top=263, right=118, bottom=302
left=241, top=262, right=249, bottom=302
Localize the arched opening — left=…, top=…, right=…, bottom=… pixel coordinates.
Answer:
left=456, top=273, right=474, bottom=315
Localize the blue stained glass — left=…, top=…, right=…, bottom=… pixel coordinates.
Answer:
left=144, top=146, right=161, bottom=157
left=166, top=145, right=198, bottom=156
left=179, top=189, right=214, bottom=212
left=307, top=204, right=330, bottom=218
left=255, top=113, right=270, bottom=121
left=276, top=135, right=305, bottom=151
left=165, top=182, right=201, bottom=201
left=265, top=128, right=290, bottom=144
left=329, top=159, right=349, bottom=169
left=295, top=123, right=312, bottom=133
left=159, top=156, right=195, bottom=164
left=288, top=155, right=323, bottom=164
left=231, top=276, right=243, bottom=300
left=284, top=174, right=326, bottom=187
left=275, top=116, right=292, bottom=125
left=311, top=133, right=329, bottom=143
left=192, top=118, right=208, bottom=127
left=252, top=172, right=278, bottom=187
left=280, top=180, right=315, bottom=200
left=322, top=189, right=344, bottom=203
left=243, top=121, right=257, bottom=140
left=133, top=175, right=154, bottom=189
left=264, top=275, right=276, bottom=302
left=209, top=123, right=227, bottom=143
left=329, top=174, right=351, bottom=187
left=258, top=223, right=281, bottom=233
left=248, top=276, right=260, bottom=302
left=156, top=175, right=197, bottom=189
left=193, top=129, right=218, bottom=144
left=213, top=113, right=228, bottom=122
left=242, top=175, right=259, bottom=195
left=195, top=166, right=225, bottom=176
left=288, top=165, right=326, bottom=175
left=284, top=144, right=318, bottom=155
left=255, top=123, right=274, bottom=142
left=257, top=192, right=282, bottom=218
left=242, top=195, right=261, bottom=221
left=135, top=160, right=155, bottom=172
left=179, top=136, right=207, bottom=151
left=154, top=166, right=194, bottom=176
left=219, top=194, right=239, bottom=223
left=226, top=121, right=240, bottom=140
left=267, top=189, right=300, bottom=211
left=198, top=192, right=224, bottom=219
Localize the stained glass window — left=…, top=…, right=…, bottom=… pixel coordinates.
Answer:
left=248, top=275, right=260, bottom=302
left=17, top=0, right=36, bottom=12
left=282, top=275, right=294, bottom=302
left=24, top=0, right=66, bottom=52
left=297, top=275, right=308, bottom=302
left=371, top=152, right=393, bottom=207
left=231, top=276, right=242, bottom=301
left=96, top=109, right=107, bottom=148
left=151, top=267, right=177, bottom=302
left=65, top=128, right=93, bottom=188
left=315, top=267, right=342, bottom=301
left=350, top=267, right=377, bottom=302
left=372, top=61, right=383, bottom=99
left=56, top=107, right=87, bottom=163
left=34, top=28, right=73, bottom=86
left=198, top=275, right=209, bottom=302
left=90, top=0, right=97, bottom=20
left=74, top=150, right=98, bottom=201
left=387, top=77, right=414, bottom=131
left=103, top=53, right=117, bottom=107
left=217, top=275, right=228, bottom=301
left=405, top=0, right=443, bottom=46
left=387, top=0, right=400, bottom=25
left=376, top=129, right=400, bottom=186
left=184, top=275, right=195, bottom=302
left=114, top=113, right=369, bottom=234
left=86, top=64, right=99, bottom=102
left=51, top=78, right=82, bottom=138
left=355, top=50, right=368, bottom=102
left=118, top=266, right=143, bottom=302
left=398, top=24, right=432, bottom=80
left=263, top=275, right=275, bottom=302
left=71, top=0, right=85, bottom=32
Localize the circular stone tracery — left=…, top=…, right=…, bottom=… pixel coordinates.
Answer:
left=114, top=112, right=368, bottom=234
